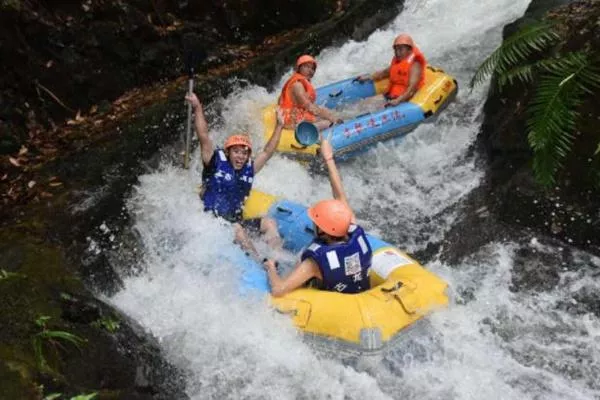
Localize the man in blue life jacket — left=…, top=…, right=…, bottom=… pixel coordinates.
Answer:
left=186, top=92, right=284, bottom=258
left=262, top=139, right=373, bottom=297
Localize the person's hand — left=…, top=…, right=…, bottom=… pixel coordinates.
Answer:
left=185, top=93, right=202, bottom=110
left=385, top=98, right=402, bottom=108
left=320, top=139, right=334, bottom=162
left=356, top=74, right=371, bottom=82
left=263, top=258, right=278, bottom=271
left=275, top=108, right=285, bottom=127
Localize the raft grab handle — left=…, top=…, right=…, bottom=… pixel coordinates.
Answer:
left=329, top=89, right=343, bottom=98
left=276, top=206, right=293, bottom=215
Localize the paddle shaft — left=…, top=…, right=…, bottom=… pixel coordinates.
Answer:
left=184, top=77, right=194, bottom=169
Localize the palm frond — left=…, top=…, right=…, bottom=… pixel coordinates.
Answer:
left=470, top=22, right=559, bottom=89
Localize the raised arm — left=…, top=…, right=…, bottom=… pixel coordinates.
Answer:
left=291, top=82, right=338, bottom=124
left=253, top=109, right=285, bottom=174
left=185, top=92, right=214, bottom=166
left=320, top=139, right=356, bottom=224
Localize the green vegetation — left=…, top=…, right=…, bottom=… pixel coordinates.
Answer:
left=471, top=22, right=600, bottom=187
left=32, top=316, right=86, bottom=372
left=0, top=268, right=25, bottom=280
left=44, top=392, right=98, bottom=400
left=0, top=0, right=21, bottom=11
left=91, top=316, right=120, bottom=333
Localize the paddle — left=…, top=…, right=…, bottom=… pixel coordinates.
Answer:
left=183, top=36, right=207, bottom=169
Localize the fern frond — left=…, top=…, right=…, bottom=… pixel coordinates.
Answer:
left=526, top=67, right=583, bottom=186
left=497, top=63, right=535, bottom=90
left=470, top=22, right=559, bottom=88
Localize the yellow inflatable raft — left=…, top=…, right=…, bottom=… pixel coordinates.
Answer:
left=241, top=191, right=449, bottom=351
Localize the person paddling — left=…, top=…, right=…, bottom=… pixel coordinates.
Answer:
left=186, top=92, right=284, bottom=258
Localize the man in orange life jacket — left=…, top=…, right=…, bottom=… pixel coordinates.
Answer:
left=262, top=138, right=373, bottom=297
left=357, top=34, right=427, bottom=107
left=185, top=92, right=284, bottom=259
left=279, top=55, right=343, bottom=131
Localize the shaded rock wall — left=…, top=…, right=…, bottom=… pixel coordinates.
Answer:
left=442, top=0, right=600, bottom=264
left=0, top=0, right=342, bottom=154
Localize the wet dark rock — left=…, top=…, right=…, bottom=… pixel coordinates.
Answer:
left=510, top=247, right=562, bottom=292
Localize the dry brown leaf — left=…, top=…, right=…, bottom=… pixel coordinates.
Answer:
left=28, top=180, right=36, bottom=189
left=49, top=182, right=63, bottom=187
left=1, top=174, right=7, bottom=181
left=40, top=191, right=53, bottom=198
left=19, top=146, right=29, bottom=156
left=46, top=60, right=54, bottom=68
left=48, top=176, right=58, bottom=181
left=90, top=105, right=98, bottom=114
left=8, top=157, right=21, bottom=167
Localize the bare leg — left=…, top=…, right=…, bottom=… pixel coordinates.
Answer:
left=233, top=223, right=259, bottom=259
left=260, top=216, right=282, bottom=250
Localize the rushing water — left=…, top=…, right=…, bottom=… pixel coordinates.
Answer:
left=106, top=0, right=600, bottom=398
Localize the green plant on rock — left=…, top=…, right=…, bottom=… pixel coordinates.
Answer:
left=470, top=21, right=600, bottom=187
left=0, top=0, right=21, bottom=11
left=0, top=268, right=25, bottom=280
left=91, top=315, right=120, bottom=333
left=44, top=393, right=97, bottom=400
left=32, top=316, right=87, bottom=371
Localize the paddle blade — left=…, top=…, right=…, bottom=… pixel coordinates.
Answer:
left=183, top=34, right=207, bottom=77
left=294, top=121, right=320, bottom=146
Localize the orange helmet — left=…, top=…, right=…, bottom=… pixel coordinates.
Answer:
left=308, top=199, right=352, bottom=237
left=296, top=55, right=317, bottom=70
left=393, top=34, right=414, bottom=48
left=224, top=134, right=252, bottom=152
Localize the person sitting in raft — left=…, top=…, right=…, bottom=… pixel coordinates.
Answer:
left=262, top=139, right=373, bottom=297
left=185, top=92, right=284, bottom=259
left=279, top=54, right=343, bottom=131
left=357, top=34, right=427, bottom=107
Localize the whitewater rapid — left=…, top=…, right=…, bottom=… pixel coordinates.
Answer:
left=106, top=0, right=600, bottom=398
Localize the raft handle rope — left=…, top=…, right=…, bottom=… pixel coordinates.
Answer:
left=381, top=281, right=403, bottom=293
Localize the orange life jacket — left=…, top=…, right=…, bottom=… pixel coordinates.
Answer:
left=387, top=47, right=427, bottom=99
left=278, top=72, right=317, bottom=126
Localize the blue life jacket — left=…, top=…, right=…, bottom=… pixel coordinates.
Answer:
left=301, top=224, right=372, bottom=294
left=201, top=149, right=254, bottom=222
